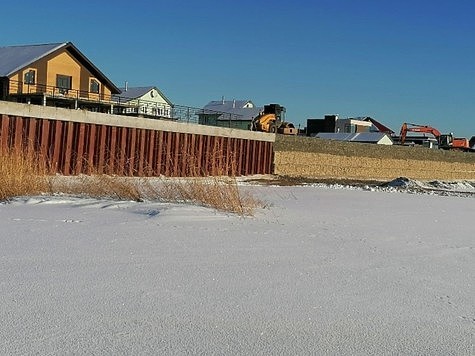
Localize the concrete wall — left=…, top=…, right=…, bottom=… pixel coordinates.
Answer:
left=0, top=101, right=274, bottom=142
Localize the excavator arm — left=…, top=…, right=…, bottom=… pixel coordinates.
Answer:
left=399, top=123, right=442, bottom=144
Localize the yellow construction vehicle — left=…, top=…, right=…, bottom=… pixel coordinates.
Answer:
left=250, top=104, right=297, bottom=135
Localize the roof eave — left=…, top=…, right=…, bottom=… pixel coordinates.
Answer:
left=152, top=86, right=173, bottom=106
left=64, top=42, right=121, bottom=94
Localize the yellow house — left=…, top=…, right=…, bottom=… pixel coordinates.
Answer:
left=0, top=42, right=120, bottom=111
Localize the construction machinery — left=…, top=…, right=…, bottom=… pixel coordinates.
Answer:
left=399, top=123, right=471, bottom=151
left=250, top=104, right=298, bottom=135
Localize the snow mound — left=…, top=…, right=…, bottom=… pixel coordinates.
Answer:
left=375, top=177, right=475, bottom=197
left=303, top=177, right=475, bottom=198
left=382, top=177, right=420, bottom=189
left=428, top=180, right=475, bottom=192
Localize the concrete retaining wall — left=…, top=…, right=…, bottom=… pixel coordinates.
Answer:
left=0, top=101, right=273, bottom=142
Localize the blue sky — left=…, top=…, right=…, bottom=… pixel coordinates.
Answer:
left=2, top=0, right=475, bottom=136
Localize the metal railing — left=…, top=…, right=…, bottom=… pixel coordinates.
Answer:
left=4, top=79, right=244, bottom=128
left=170, top=104, right=243, bottom=125
left=8, top=79, right=115, bottom=103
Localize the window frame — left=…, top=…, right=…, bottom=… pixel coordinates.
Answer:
left=56, top=74, right=72, bottom=89
left=56, top=74, right=72, bottom=95
left=90, top=78, right=100, bottom=94
left=24, top=69, right=36, bottom=85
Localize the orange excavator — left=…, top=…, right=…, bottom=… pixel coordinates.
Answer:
left=399, top=123, right=472, bottom=151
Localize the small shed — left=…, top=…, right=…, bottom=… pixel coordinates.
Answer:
left=315, top=132, right=393, bottom=145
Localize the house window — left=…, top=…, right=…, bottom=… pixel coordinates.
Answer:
left=56, top=75, right=72, bottom=94
left=24, top=70, right=36, bottom=84
left=90, top=79, right=100, bottom=94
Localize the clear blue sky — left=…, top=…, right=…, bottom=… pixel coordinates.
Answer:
left=2, top=0, right=474, bottom=136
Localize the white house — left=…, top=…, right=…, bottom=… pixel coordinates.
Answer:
left=335, top=118, right=373, bottom=133
left=113, top=86, right=173, bottom=118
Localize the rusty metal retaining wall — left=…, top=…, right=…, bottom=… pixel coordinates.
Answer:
left=0, top=102, right=274, bottom=177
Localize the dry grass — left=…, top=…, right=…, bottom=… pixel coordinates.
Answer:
left=51, top=175, right=144, bottom=202
left=1, top=150, right=263, bottom=216
left=0, top=150, right=50, bottom=201
left=153, top=176, right=261, bottom=216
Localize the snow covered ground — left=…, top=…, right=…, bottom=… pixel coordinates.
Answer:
left=1, top=179, right=474, bottom=355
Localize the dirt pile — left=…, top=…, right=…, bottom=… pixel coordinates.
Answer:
left=273, top=135, right=475, bottom=181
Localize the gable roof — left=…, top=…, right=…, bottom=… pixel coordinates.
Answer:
left=202, top=100, right=261, bottom=121
left=358, top=117, right=395, bottom=135
left=115, top=86, right=173, bottom=106
left=315, top=132, right=393, bottom=145
left=0, top=42, right=120, bottom=94
left=204, top=100, right=252, bottom=112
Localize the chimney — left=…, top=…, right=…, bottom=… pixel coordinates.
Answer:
left=124, top=81, right=128, bottom=92
left=233, top=99, right=236, bottom=108
left=221, top=96, right=225, bottom=104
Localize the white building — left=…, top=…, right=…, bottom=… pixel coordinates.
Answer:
left=335, top=118, right=373, bottom=133
left=114, top=86, right=173, bottom=118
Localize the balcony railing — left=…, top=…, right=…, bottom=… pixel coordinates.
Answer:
left=3, top=79, right=245, bottom=128
left=8, top=79, right=116, bottom=103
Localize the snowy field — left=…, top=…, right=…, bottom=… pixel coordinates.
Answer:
left=1, top=180, right=474, bottom=355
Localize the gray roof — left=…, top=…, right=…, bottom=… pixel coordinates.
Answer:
left=0, top=42, right=120, bottom=93
left=202, top=100, right=261, bottom=121
left=0, top=43, right=63, bottom=76
left=315, top=132, right=393, bottom=144
left=204, top=100, right=252, bottom=112
left=114, top=86, right=173, bottom=105
left=117, top=86, right=154, bottom=99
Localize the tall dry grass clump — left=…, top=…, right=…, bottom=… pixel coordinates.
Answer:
left=151, top=147, right=263, bottom=216
left=153, top=176, right=261, bottom=216
left=2, top=145, right=264, bottom=216
left=62, top=147, right=261, bottom=216
left=0, top=150, right=49, bottom=201
left=51, top=174, right=144, bottom=202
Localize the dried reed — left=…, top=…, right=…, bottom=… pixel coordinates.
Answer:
left=1, top=147, right=263, bottom=216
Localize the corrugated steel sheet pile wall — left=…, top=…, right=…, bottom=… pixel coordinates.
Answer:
left=0, top=103, right=274, bottom=177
